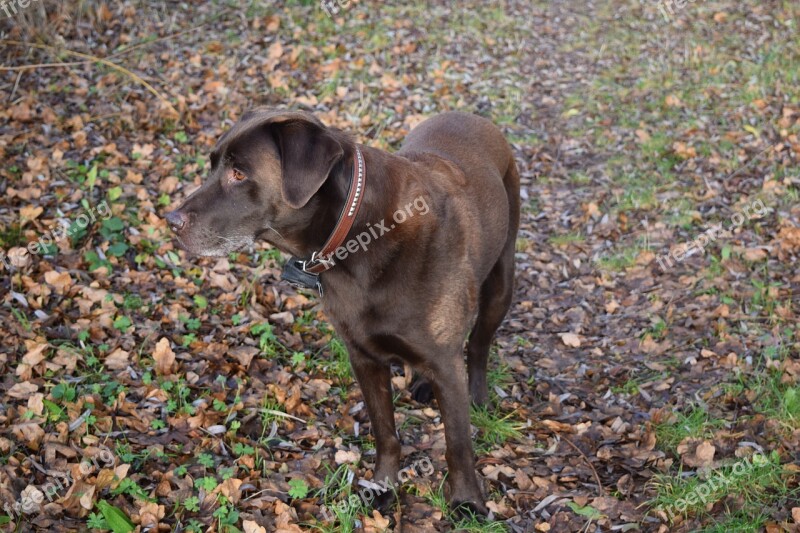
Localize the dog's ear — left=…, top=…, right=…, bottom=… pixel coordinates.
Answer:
left=270, top=117, right=345, bottom=209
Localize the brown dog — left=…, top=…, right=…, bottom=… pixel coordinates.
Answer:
left=166, top=109, right=520, bottom=515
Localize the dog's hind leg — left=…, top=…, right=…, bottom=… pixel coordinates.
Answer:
left=466, top=161, right=520, bottom=405
left=465, top=247, right=515, bottom=405
left=409, top=373, right=435, bottom=404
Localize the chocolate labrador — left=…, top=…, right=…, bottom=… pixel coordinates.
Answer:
left=166, top=109, right=520, bottom=515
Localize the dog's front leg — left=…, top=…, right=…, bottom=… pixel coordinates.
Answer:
left=427, top=356, right=489, bottom=516
left=349, top=351, right=402, bottom=509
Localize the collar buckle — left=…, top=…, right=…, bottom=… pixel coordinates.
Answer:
left=304, top=251, right=336, bottom=273
left=280, top=145, right=366, bottom=293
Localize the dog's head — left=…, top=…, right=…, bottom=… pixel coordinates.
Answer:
left=165, top=109, right=348, bottom=257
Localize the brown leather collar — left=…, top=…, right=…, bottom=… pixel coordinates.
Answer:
left=302, top=145, right=365, bottom=274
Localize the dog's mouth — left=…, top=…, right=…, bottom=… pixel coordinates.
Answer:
left=172, top=229, right=254, bottom=258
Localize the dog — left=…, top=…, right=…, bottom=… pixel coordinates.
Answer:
left=166, top=109, right=520, bottom=515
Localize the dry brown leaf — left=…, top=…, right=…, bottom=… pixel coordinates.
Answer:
left=104, top=348, right=130, bottom=370
left=153, top=338, right=176, bottom=376
left=559, top=332, right=581, bottom=347
left=243, top=521, right=268, bottom=533
left=363, top=510, right=392, bottom=531
left=268, top=41, right=284, bottom=61
left=20, top=205, right=44, bottom=221
left=27, top=394, right=44, bottom=416
left=20, top=485, right=44, bottom=514
left=743, top=248, right=767, bottom=261
left=138, top=501, right=165, bottom=527
left=677, top=439, right=715, bottom=468
left=9, top=381, right=39, bottom=399
left=12, top=422, right=45, bottom=450
left=672, top=141, right=697, bottom=159
left=482, top=464, right=516, bottom=480
left=216, top=477, right=243, bottom=504
left=17, top=344, right=48, bottom=378
left=582, top=202, right=601, bottom=219
left=44, top=271, right=74, bottom=293
left=334, top=449, right=361, bottom=465
left=776, top=226, right=800, bottom=252
left=230, top=346, right=259, bottom=368
left=665, top=94, right=682, bottom=108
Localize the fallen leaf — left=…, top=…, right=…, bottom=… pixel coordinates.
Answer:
left=9, top=381, right=39, bottom=398
left=559, top=332, right=582, bottom=347
left=44, top=271, right=74, bottom=293
left=677, top=439, right=715, bottom=468
left=230, top=346, right=259, bottom=368
left=243, top=521, right=268, bottom=533
left=334, top=449, right=361, bottom=465
left=20, top=205, right=44, bottom=221
left=104, top=348, right=130, bottom=370
left=153, top=338, right=176, bottom=376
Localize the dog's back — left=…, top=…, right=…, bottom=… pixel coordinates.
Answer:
left=398, top=111, right=520, bottom=283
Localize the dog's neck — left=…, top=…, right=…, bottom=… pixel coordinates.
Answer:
left=271, top=145, right=415, bottom=279
left=293, top=145, right=360, bottom=256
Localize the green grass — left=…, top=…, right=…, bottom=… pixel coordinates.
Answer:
left=749, top=371, right=800, bottom=429
left=309, top=464, right=373, bottom=533
left=310, top=337, right=352, bottom=390
left=653, top=405, right=726, bottom=455
left=548, top=233, right=585, bottom=246
left=471, top=405, right=524, bottom=453
left=486, top=360, right=514, bottom=402
left=648, top=451, right=794, bottom=529
left=698, top=508, right=772, bottom=533
left=419, top=478, right=509, bottom=533
left=595, top=241, right=648, bottom=271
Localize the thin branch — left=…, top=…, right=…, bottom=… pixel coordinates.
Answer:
left=0, top=60, right=90, bottom=71
left=557, top=433, right=605, bottom=495
left=0, top=39, right=179, bottom=117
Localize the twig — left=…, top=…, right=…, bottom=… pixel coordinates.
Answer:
left=0, top=39, right=179, bottom=117
left=724, top=140, right=783, bottom=181
left=0, top=24, right=206, bottom=73
left=0, top=60, right=90, bottom=71
left=107, top=24, right=207, bottom=59
left=556, top=432, right=605, bottom=495
left=9, top=70, right=21, bottom=102
left=261, top=409, right=307, bottom=424
left=68, top=409, right=92, bottom=432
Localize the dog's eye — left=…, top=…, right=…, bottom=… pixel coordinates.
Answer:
left=230, top=168, right=247, bottom=182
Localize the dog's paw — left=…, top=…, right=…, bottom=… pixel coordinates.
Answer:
left=410, top=377, right=435, bottom=404
left=371, top=488, right=397, bottom=514
left=450, top=498, right=489, bottom=521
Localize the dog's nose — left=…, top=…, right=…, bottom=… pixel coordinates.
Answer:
left=165, top=210, right=187, bottom=232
